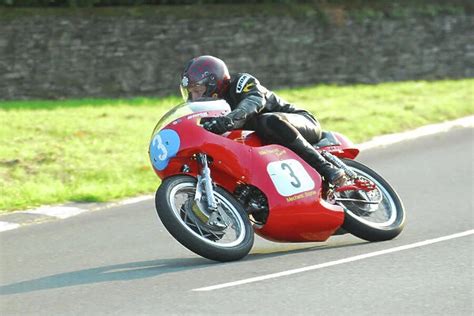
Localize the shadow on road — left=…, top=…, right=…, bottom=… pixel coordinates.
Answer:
left=0, top=257, right=213, bottom=295
left=247, top=239, right=368, bottom=261
left=0, top=239, right=368, bottom=295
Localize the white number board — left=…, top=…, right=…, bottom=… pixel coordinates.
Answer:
left=266, top=159, right=315, bottom=197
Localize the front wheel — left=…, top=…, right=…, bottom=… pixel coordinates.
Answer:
left=338, top=160, right=406, bottom=241
left=155, top=175, right=254, bottom=262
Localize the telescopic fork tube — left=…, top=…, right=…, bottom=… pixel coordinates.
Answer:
left=196, top=153, right=218, bottom=211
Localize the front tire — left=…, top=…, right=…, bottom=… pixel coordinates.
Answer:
left=339, top=160, right=406, bottom=241
left=155, top=175, right=254, bottom=262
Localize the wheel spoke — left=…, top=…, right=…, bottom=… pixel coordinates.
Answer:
left=208, top=230, right=221, bottom=239
left=339, top=169, right=397, bottom=227
left=169, top=182, right=247, bottom=248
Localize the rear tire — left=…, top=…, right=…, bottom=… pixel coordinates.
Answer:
left=155, top=175, right=254, bottom=262
left=340, top=160, right=406, bottom=241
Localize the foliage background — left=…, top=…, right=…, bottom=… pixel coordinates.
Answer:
left=1, top=79, right=473, bottom=211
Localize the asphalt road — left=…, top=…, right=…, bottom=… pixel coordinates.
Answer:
left=1, top=127, right=473, bottom=316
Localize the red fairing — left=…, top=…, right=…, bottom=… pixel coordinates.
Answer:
left=247, top=147, right=344, bottom=242
left=153, top=110, right=259, bottom=193
left=153, top=110, right=345, bottom=242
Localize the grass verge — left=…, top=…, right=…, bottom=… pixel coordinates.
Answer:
left=1, top=79, right=473, bottom=212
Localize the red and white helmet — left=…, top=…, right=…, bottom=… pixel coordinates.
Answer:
left=180, top=55, right=231, bottom=101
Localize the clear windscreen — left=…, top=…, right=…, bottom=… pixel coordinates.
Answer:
left=151, top=99, right=231, bottom=137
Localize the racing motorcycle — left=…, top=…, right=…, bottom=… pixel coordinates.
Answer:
left=149, top=99, right=405, bottom=262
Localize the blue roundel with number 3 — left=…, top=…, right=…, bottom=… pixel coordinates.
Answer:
left=150, top=129, right=180, bottom=171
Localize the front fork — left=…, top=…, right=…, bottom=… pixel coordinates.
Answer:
left=195, top=153, right=226, bottom=228
left=196, top=153, right=218, bottom=210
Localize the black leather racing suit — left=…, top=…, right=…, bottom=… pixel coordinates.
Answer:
left=222, top=73, right=343, bottom=183
left=223, top=73, right=322, bottom=145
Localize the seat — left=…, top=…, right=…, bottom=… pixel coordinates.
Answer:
left=314, top=131, right=341, bottom=148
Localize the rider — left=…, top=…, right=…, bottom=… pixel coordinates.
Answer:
left=180, top=55, right=346, bottom=186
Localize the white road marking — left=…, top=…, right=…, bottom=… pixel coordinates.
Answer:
left=118, top=195, right=154, bottom=206
left=192, top=229, right=474, bottom=292
left=0, top=221, right=21, bottom=232
left=359, top=115, right=474, bottom=150
left=21, top=206, right=88, bottom=219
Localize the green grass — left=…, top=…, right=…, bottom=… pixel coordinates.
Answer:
left=1, top=79, right=473, bottom=212
left=279, top=79, right=474, bottom=142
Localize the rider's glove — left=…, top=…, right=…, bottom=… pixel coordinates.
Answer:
left=202, top=116, right=235, bottom=135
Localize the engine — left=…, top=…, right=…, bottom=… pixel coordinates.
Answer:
left=234, top=184, right=269, bottom=225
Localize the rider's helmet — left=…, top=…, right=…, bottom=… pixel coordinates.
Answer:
left=180, top=55, right=231, bottom=101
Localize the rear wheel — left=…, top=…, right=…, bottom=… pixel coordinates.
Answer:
left=338, top=160, right=406, bottom=241
left=155, top=175, right=254, bottom=262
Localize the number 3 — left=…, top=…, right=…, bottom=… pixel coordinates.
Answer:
left=154, top=135, right=168, bottom=161
left=281, top=163, right=301, bottom=188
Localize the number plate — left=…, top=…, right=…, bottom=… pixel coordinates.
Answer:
left=267, top=159, right=315, bottom=197
left=150, top=129, right=180, bottom=171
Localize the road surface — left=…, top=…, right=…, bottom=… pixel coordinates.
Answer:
left=1, top=126, right=473, bottom=315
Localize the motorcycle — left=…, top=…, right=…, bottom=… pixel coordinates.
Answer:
left=149, top=99, right=406, bottom=262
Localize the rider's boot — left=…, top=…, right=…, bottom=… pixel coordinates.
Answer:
left=288, top=135, right=346, bottom=186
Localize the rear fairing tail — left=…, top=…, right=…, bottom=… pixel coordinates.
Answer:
left=316, top=131, right=360, bottom=159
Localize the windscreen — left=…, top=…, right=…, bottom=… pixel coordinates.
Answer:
left=151, top=99, right=231, bottom=137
